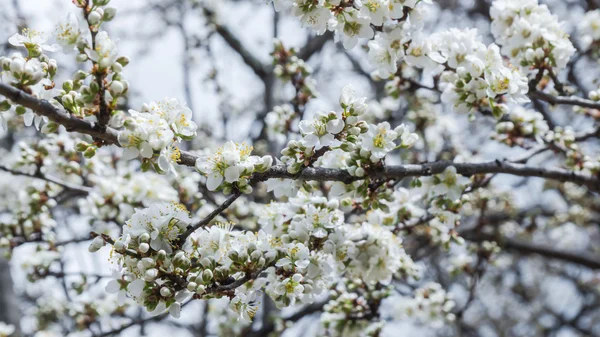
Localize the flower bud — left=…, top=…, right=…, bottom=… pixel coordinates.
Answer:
left=201, top=269, right=213, bottom=283
left=83, top=146, right=96, bottom=159
left=144, top=268, right=158, bottom=281
left=88, top=11, right=102, bottom=25
left=160, top=287, right=172, bottom=297
left=103, top=7, right=117, bottom=21
left=138, top=242, right=149, bottom=253
left=116, top=56, right=130, bottom=67
left=76, top=54, right=88, bottom=63
left=141, top=258, right=155, bottom=268
left=186, top=282, right=197, bottom=292
left=156, top=249, right=167, bottom=262
left=88, top=236, right=105, bottom=252
left=109, top=80, right=124, bottom=96
left=138, top=233, right=150, bottom=243
left=200, top=257, right=213, bottom=268
left=75, top=142, right=89, bottom=152
left=250, top=250, right=262, bottom=262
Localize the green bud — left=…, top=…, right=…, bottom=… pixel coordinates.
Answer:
left=0, top=100, right=11, bottom=112
left=83, top=147, right=96, bottom=158
left=116, top=56, right=130, bottom=67
left=90, top=81, right=100, bottom=93
left=62, top=80, right=73, bottom=92
left=41, top=122, right=59, bottom=134
left=201, top=269, right=213, bottom=283
left=186, top=282, right=197, bottom=292
left=76, top=54, right=88, bottom=63
left=74, top=70, right=87, bottom=81
left=15, top=106, right=26, bottom=116
left=156, top=250, right=167, bottom=262
left=141, top=160, right=152, bottom=172
left=103, top=7, right=117, bottom=21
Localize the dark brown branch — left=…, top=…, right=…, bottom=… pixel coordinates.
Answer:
left=3, top=83, right=600, bottom=192
left=0, top=82, right=119, bottom=144
left=529, top=90, right=600, bottom=110
left=297, top=31, right=333, bottom=60
left=0, top=165, right=92, bottom=195
left=464, top=233, right=600, bottom=269
left=203, top=8, right=268, bottom=79
left=178, top=190, right=241, bottom=244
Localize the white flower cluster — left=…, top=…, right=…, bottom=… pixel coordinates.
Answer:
left=119, top=98, right=197, bottom=175
left=0, top=53, right=56, bottom=89
left=280, top=85, right=418, bottom=176
left=92, top=202, right=280, bottom=320
left=195, top=141, right=272, bottom=193
left=490, top=0, right=575, bottom=75
left=424, top=166, right=471, bottom=201
left=392, top=282, right=456, bottom=328
left=265, top=104, right=297, bottom=143
left=0, top=177, right=59, bottom=250
left=494, top=106, right=549, bottom=145
left=0, top=322, right=15, bottom=337
left=0, top=29, right=59, bottom=130
left=320, top=279, right=392, bottom=337
left=272, top=0, right=431, bottom=50
left=436, top=29, right=529, bottom=116
left=578, top=10, right=600, bottom=52
left=370, top=26, right=530, bottom=116
left=78, top=170, right=179, bottom=224
left=341, top=222, right=418, bottom=284
left=90, top=183, right=424, bottom=320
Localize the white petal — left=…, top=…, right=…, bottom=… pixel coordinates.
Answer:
left=224, top=166, right=241, bottom=183
left=206, top=172, right=223, bottom=191
left=140, top=142, right=153, bottom=158
left=326, top=119, right=344, bottom=134
left=169, top=302, right=181, bottom=318
left=128, top=279, right=145, bottom=297
left=105, top=280, right=120, bottom=293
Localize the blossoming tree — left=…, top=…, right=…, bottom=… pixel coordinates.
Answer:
left=0, top=0, right=599, bottom=336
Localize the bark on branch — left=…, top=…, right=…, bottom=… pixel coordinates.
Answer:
left=2, top=83, right=600, bottom=192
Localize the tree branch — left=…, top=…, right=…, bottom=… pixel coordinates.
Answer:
left=464, top=232, right=600, bottom=269
left=3, top=83, right=600, bottom=192
left=0, top=165, right=92, bottom=195
left=203, top=8, right=269, bottom=80
left=297, top=31, right=333, bottom=60
left=0, top=82, right=119, bottom=144
left=529, top=90, right=600, bottom=110
left=178, top=190, right=241, bottom=244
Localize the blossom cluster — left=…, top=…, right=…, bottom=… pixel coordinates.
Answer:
left=490, top=0, right=575, bottom=76
left=89, top=182, right=424, bottom=321
left=494, top=106, right=550, bottom=146
left=392, top=282, right=456, bottom=327
left=578, top=10, right=600, bottom=53
left=435, top=29, right=529, bottom=117
left=0, top=29, right=60, bottom=130
left=118, top=98, right=198, bottom=175
left=271, top=0, right=431, bottom=50
left=320, top=279, right=392, bottom=337
left=280, top=85, right=418, bottom=177
left=195, top=141, right=272, bottom=193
